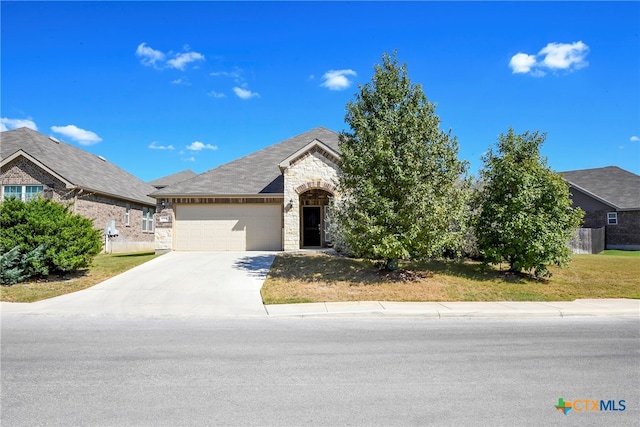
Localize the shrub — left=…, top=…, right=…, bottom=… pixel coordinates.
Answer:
left=0, top=197, right=102, bottom=282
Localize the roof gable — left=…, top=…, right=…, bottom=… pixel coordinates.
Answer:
left=561, top=166, right=640, bottom=210
left=1, top=127, right=156, bottom=205
left=152, top=127, right=340, bottom=197
left=278, top=139, right=340, bottom=171
left=1, top=149, right=75, bottom=188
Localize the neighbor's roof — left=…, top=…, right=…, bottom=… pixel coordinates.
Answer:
left=1, top=127, right=156, bottom=205
left=151, top=127, right=340, bottom=197
left=148, top=169, right=197, bottom=188
left=561, top=166, right=640, bottom=210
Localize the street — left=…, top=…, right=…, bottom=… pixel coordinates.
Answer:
left=1, top=315, right=638, bottom=426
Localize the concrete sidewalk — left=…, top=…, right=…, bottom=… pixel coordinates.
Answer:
left=265, top=299, right=640, bottom=318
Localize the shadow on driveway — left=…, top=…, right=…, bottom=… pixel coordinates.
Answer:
left=233, top=254, right=276, bottom=278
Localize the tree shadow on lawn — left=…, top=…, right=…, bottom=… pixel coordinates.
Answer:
left=109, top=251, right=156, bottom=258
left=270, top=253, right=542, bottom=285
left=409, top=258, right=543, bottom=284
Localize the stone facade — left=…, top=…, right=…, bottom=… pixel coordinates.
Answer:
left=283, top=150, right=339, bottom=251
left=1, top=157, right=154, bottom=253
left=153, top=198, right=175, bottom=253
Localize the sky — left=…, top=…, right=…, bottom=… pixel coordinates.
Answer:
left=1, top=1, right=639, bottom=182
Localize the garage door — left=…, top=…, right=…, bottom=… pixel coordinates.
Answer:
left=174, top=204, right=282, bottom=251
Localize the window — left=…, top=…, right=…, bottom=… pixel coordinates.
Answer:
left=607, top=212, right=618, bottom=225
left=125, top=204, right=130, bottom=226
left=25, top=186, right=43, bottom=202
left=2, top=185, right=43, bottom=201
left=142, top=207, right=155, bottom=232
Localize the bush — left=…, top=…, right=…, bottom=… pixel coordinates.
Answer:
left=0, top=244, right=49, bottom=285
left=0, top=197, right=102, bottom=282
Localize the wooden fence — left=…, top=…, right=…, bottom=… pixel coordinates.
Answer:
left=569, top=227, right=605, bottom=254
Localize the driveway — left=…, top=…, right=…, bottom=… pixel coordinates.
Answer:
left=1, top=252, right=277, bottom=318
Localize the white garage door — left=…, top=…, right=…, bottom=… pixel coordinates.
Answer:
left=175, top=204, right=282, bottom=251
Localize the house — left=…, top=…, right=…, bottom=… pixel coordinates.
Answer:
left=148, top=169, right=197, bottom=190
left=562, top=166, right=640, bottom=250
left=1, top=127, right=158, bottom=253
left=150, top=127, right=341, bottom=252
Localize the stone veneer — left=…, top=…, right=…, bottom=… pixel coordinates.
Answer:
left=1, top=157, right=154, bottom=253
left=154, top=199, right=175, bottom=253
left=283, top=150, right=339, bottom=251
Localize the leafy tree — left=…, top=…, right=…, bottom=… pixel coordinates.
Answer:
left=474, top=128, right=583, bottom=277
left=0, top=197, right=102, bottom=279
left=335, top=51, right=469, bottom=270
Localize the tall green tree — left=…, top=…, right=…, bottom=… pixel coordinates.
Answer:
left=474, top=128, right=583, bottom=277
left=335, top=52, right=469, bottom=270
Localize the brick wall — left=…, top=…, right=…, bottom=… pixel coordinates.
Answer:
left=581, top=209, right=640, bottom=250
left=2, top=157, right=154, bottom=251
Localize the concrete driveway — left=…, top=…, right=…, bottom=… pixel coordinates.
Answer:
left=2, top=252, right=277, bottom=318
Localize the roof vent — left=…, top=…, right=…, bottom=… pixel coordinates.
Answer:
left=49, top=136, right=61, bottom=144
left=97, top=155, right=107, bottom=162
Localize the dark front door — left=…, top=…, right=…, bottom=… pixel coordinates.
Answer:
left=302, top=206, right=321, bottom=247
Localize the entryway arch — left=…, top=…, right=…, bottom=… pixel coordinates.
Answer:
left=299, top=188, right=333, bottom=248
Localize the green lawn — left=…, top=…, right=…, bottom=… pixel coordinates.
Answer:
left=261, top=251, right=640, bottom=304
left=4, top=249, right=637, bottom=305
left=1, top=251, right=159, bottom=303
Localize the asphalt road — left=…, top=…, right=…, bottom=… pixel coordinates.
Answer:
left=1, top=315, right=638, bottom=427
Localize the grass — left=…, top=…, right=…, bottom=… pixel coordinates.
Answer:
left=1, top=251, right=159, bottom=303
left=261, top=250, right=640, bottom=304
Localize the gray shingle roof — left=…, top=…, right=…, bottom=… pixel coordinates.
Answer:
left=561, top=166, right=640, bottom=210
left=148, top=169, right=197, bottom=188
left=151, top=127, right=340, bottom=197
left=1, top=127, right=156, bottom=205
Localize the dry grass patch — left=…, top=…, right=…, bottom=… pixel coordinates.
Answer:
left=1, top=251, right=159, bottom=303
left=261, top=252, right=640, bottom=304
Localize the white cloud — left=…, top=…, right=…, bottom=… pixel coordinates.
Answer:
left=186, top=141, right=218, bottom=151
left=509, top=53, right=537, bottom=74
left=136, top=43, right=205, bottom=71
left=167, top=51, right=205, bottom=70
left=210, top=69, right=242, bottom=81
left=233, top=87, right=259, bottom=99
left=1, top=117, right=38, bottom=131
left=148, top=141, right=174, bottom=150
left=509, top=41, right=589, bottom=76
left=136, top=43, right=165, bottom=69
left=321, top=69, right=357, bottom=90
left=172, top=77, right=190, bottom=85
left=539, top=41, right=589, bottom=70
left=630, top=136, right=639, bottom=142
left=51, top=125, right=102, bottom=146
left=182, top=156, right=196, bottom=162
left=208, top=91, right=225, bottom=98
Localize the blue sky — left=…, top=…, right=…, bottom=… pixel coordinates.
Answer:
left=2, top=1, right=639, bottom=182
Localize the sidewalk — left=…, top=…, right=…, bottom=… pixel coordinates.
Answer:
left=265, top=299, right=640, bottom=318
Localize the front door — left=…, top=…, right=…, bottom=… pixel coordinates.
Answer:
left=302, top=206, right=321, bottom=247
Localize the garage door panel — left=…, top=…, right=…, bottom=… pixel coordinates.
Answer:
left=175, top=204, right=281, bottom=251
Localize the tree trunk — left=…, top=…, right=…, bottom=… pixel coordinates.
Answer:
left=385, top=258, right=399, bottom=271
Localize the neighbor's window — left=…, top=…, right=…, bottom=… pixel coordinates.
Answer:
left=125, top=204, right=130, bottom=226
left=2, top=185, right=43, bottom=201
left=142, top=207, right=155, bottom=232
left=607, top=212, right=618, bottom=225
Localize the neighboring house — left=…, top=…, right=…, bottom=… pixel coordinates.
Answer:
left=151, top=127, right=341, bottom=252
left=1, top=127, right=158, bottom=253
left=148, top=169, right=197, bottom=190
left=562, top=166, right=640, bottom=250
